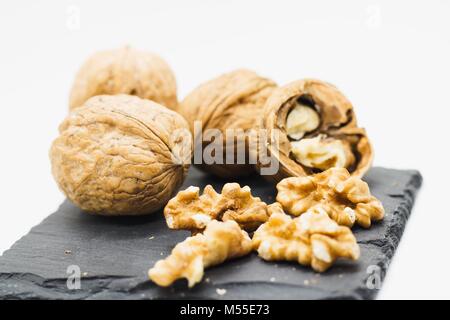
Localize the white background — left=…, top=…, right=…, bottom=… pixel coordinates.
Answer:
left=0, top=0, right=448, bottom=299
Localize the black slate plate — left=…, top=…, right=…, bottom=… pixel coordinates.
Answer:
left=0, top=167, right=422, bottom=300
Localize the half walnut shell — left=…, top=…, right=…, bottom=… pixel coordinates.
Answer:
left=178, top=69, right=277, bottom=178
left=258, top=79, right=373, bottom=182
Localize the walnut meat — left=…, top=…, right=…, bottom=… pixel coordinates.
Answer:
left=164, top=185, right=222, bottom=230
left=178, top=69, right=277, bottom=178
left=50, top=94, right=192, bottom=215
left=259, top=79, right=373, bottom=182
left=148, top=220, right=252, bottom=287
left=290, top=135, right=355, bottom=171
left=252, top=205, right=360, bottom=272
left=276, top=167, right=384, bottom=228
left=164, top=183, right=270, bottom=232
left=69, top=46, right=177, bottom=110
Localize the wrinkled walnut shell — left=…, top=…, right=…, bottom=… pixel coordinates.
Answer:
left=69, top=46, right=178, bottom=110
left=50, top=94, right=192, bottom=215
left=259, top=79, right=373, bottom=182
left=178, top=69, right=277, bottom=178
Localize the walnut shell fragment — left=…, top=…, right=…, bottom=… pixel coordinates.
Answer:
left=178, top=69, right=277, bottom=178
left=252, top=205, right=360, bottom=272
left=164, top=183, right=270, bottom=232
left=148, top=220, right=252, bottom=287
left=276, top=168, right=384, bottom=228
left=259, top=79, right=373, bottom=182
left=69, top=46, right=177, bottom=110
left=50, top=95, right=192, bottom=216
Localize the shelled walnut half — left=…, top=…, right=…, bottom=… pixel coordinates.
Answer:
left=276, top=167, right=384, bottom=228
left=50, top=95, right=192, bottom=216
left=164, top=183, right=270, bottom=232
left=69, top=46, right=178, bottom=110
left=259, top=79, right=373, bottom=182
left=253, top=205, right=360, bottom=272
left=178, top=69, right=277, bottom=178
left=149, top=220, right=252, bottom=287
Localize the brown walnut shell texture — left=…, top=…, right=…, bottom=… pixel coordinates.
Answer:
left=178, top=69, right=277, bottom=178
left=260, top=79, right=373, bottom=182
left=50, top=95, right=192, bottom=216
left=69, top=47, right=178, bottom=110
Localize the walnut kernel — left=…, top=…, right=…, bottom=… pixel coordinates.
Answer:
left=164, top=183, right=270, bottom=232
left=276, top=167, right=384, bottom=228
left=50, top=95, right=191, bottom=215
left=286, top=101, right=320, bottom=140
left=290, top=135, right=355, bottom=171
left=69, top=46, right=177, bottom=110
left=253, top=205, right=360, bottom=272
left=164, top=185, right=222, bottom=230
left=148, top=220, right=252, bottom=287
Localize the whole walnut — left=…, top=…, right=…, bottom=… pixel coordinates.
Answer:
left=259, top=79, right=373, bottom=182
left=50, top=95, right=192, bottom=216
left=178, top=69, right=277, bottom=178
left=69, top=46, right=178, bottom=110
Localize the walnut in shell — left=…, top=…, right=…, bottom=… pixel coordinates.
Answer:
left=50, top=94, right=192, bottom=215
left=276, top=167, right=384, bottom=228
left=259, top=79, right=373, bottom=182
left=69, top=46, right=177, bottom=110
left=164, top=182, right=270, bottom=232
left=148, top=220, right=252, bottom=287
left=178, top=69, right=277, bottom=178
left=252, top=205, right=360, bottom=272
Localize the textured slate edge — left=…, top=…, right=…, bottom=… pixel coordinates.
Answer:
left=0, top=274, right=360, bottom=300
left=0, top=170, right=423, bottom=300
left=355, top=170, right=423, bottom=299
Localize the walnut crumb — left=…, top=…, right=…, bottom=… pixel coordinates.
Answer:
left=216, top=288, right=227, bottom=296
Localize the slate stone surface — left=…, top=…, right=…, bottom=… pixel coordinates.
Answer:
left=0, top=167, right=422, bottom=300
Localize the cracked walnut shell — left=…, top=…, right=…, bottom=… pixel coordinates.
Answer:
left=276, top=167, right=384, bottom=228
left=164, top=183, right=270, bottom=232
left=252, top=205, right=360, bottom=272
left=259, top=79, right=373, bottom=182
left=177, top=69, right=277, bottom=178
left=148, top=220, right=252, bottom=287
left=50, top=94, right=192, bottom=215
left=69, top=46, right=177, bottom=110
